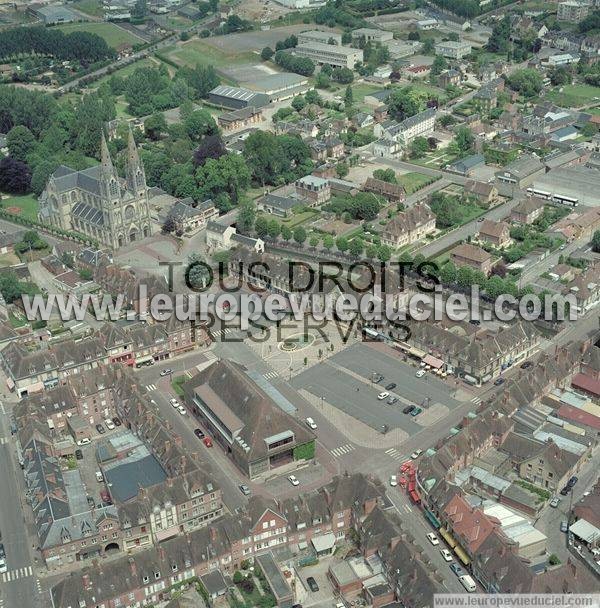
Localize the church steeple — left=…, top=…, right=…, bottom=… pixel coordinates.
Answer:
left=99, top=132, right=119, bottom=202
left=125, top=125, right=146, bottom=195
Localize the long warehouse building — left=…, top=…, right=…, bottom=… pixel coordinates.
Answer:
left=293, top=42, right=363, bottom=68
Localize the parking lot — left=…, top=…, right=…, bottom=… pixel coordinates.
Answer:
left=291, top=342, right=461, bottom=433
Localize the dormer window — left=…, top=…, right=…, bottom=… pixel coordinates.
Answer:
left=154, top=571, right=160, bottom=580
left=142, top=575, right=149, bottom=584
left=171, top=564, right=178, bottom=572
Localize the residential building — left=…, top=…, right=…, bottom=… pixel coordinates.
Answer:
left=293, top=43, right=363, bottom=69
left=166, top=199, right=218, bottom=233
left=38, top=131, right=152, bottom=250
left=206, top=221, right=236, bottom=250
left=558, top=0, right=589, bottom=22
left=510, top=196, right=545, bottom=224
left=438, top=69, right=461, bottom=88
left=183, top=359, right=316, bottom=479
left=464, top=180, right=499, bottom=207
left=381, top=203, right=436, bottom=248
left=257, top=193, right=305, bottom=218
left=373, top=108, right=436, bottom=148
left=295, top=175, right=331, bottom=205
left=478, top=220, right=511, bottom=247
left=297, top=30, right=342, bottom=45
left=450, top=243, right=493, bottom=275
left=217, top=107, right=263, bottom=132
left=434, top=40, right=472, bottom=60
left=363, top=177, right=406, bottom=202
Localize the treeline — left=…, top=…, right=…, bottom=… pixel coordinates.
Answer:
left=0, top=26, right=115, bottom=63
left=274, top=50, right=315, bottom=76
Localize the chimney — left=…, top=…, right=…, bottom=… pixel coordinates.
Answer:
left=129, top=557, right=137, bottom=578
left=159, top=546, right=165, bottom=561
left=210, top=527, right=217, bottom=542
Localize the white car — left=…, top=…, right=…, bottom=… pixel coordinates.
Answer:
left=0, top=558, right=6, bottom=574
left=288, top=475, right=300, bottom=487
left=427, top=532, right=440, bottom=546
left=415, top=370, right=426, bottom=378
left=95, top=471, right=104, bottom=483
left=411, top=449, right=423, bottom=460
left=377, top=392, right=390, bottom=400
left=178, top=405, right=187, bottom=415
left=105, top=418, right=115, bottom=431
left=441, top=548, right=453, bottom=562
left=306, top=417, right=317, bottom=430
left=389, top=475, right=398, bottom=487
left=170, top=398, right=179, bottom=408
left=160, top=369, right=172, bottom=377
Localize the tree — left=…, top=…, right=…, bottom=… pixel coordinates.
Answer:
left=592, top=230, right=600, bottom=253
left=440, top=262, right=457, bottom=285
left=30, top=159, right=58, bottom=197
left=195, top=154, right=251, bottom=203
left=373, top=168, right=396, bottom=183
left=0, top=157, right=31, bottom=194
left=281, top=225, right=292, bottom=241
left=366, top=244, right=378, bottom=258
left=305, top=89, right=321, bottom=105
left=344, top=85, right=353, bottom=107
left=507, top=69, right=543, bottom=97
left=184, top=109, right=217, bottom=141
left=336, top=236, right=349, bottom=252
left=349, top=238, right=363, bottom=257
left=309, top=235, right=320, bottom=248
left=410, top=136, right=429, bottom=159
left=377, top=244, right=391, bottom=262
left=332, top=67, right=354, bottom=84
left=233, top=571, right=244, bottom=585
left=254, top=215, right=269, bottom=238
left=193, top=135, right=226, bottom=166
left=293, top=226, right=307, bottom=244
left=453, top=126, right=474, bottom=154
left=144, top=113, right=167, bottom=140
left=291, top=95, right=306, bottom=112
left=336, top=162, right=349, bottom=178
left=430, top=55, right=447, bottom=78
left=169, top=78, right=190, bottom=106
left=237, top=200, right=256, bottom=233
left=422, top=38, right=435, bottom=54
left=408, top=31, right=420, bottom=41
left=387, top=87, right=423, bottom=121
left=162, top=215, right=176, bottom=234
left=323, top=234, right=334, bottom=250
left=6, top=125, right=36, bottom=163
left=132, top=0, right=147, bottom=18
left=261, top=46, right=274, bottom=61
left=267, top=219, right=281, bottom=239
left=487, top=15, right=510, bottom=53
left=548, top=66, right=570, bottom=86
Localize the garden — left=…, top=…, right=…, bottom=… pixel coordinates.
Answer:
left=229, top=564, right=277, bottom=608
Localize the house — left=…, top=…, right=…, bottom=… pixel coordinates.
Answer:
left=295, top=175, right=331, bottom=205
left=511, top=196, right=545, bottom=224
left=363, top=177, right=405, bottom=202
left=446, top=154, right=485, bottom=176
left=434, top=40, right=472, bottom=60
left=206, top=221, right=236, bottom=250
left=474, top=86, right=498, bottom=113
left=167, top=199, right=218, bottom=233
left=373, top=109, right=436, bottom=148
left=450, top=243, right=493, bottom=275
left=353, top=112, right=374, bottom=128
left=478, top=220, right=511, bottom=247
left=217, top=107, right=263, bottom=132
left=257, top=193, right=304, bottom=218
left=381, top=203, right=436, bottom=248
left=464, top=180, right=499, bottom=208
left=438, top=69, right=461, bottom=88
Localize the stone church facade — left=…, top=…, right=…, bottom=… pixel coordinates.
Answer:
left=39, top=129, right=152, bottom=250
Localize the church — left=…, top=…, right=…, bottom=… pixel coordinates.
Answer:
left=38, top=129, right=153, bottom=250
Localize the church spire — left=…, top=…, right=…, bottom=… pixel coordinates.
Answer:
left=126, top=124, right=139, bottom=166
left=125, top=124, right=146, bottom=194
left=99, top=131, right=119, bottom=201
left=100, top=132, right=114, bottom=175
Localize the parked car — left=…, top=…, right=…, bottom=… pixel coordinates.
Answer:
left=239, top=484, right=251, bottom=496
left=288, top=475, right=300, bottom=487
left=203, top=437, right=213, bottom=448
left=450, top=563, right=465, bottom=577
left=160, top=369, right=172, bottom=377
left=411, top=449, right=422, bottom=459
left=0, top=558, right=7, bottom=574
left=0, top=543, right=5, bottom=559
left=560, top=486, right=570, bottom=496
left=415, top=369, right=426, bottom=378
left=385, top=382, right=397, bottom=391
left=170, top=398, right=179, bottom=408
left=75, top=449, right=83, bottom=461
left=410, top=407, right=422, bottom=417
left=178, top=405, right=187, bottom=415
left=387, top=396, right=398, bottom=405
left=494, top=378, right=505, bottom=386
left=305, top=417, right=317, bottom=430
left=520, top=361, right=532, bottom=369
left=550, top=497, right=560, bottom=508
left=426, top=532, right=439, bottom=546
left=567, top=476, right=578, bottom=488
left=95, top=424, right=105, bottom=434
left=105, top=418, right=115, bottom=431
left=372, top=373, right=384, bottom=383
left=95, top=471, right=104, bottom=483
left=403, top=405, right=416, bottom=415
left=377, top=392, right=390, bottom=400
left=389, top=475, right=398, bottom=487
left=306, top=577, right=319, bottom=592
left=86, top=496, right=95, bottom=508
left=194, top=428, right=205, bottom=439
left=112, top=417, right=121, bottom=427
left=560, top=521, right=568, bottom=533
left=441, top=548, right=453, bottom=562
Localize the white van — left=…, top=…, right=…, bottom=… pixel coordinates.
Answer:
left=459, top=575, right=476, bottom=593
left=105, top=418, right=115, bottom=430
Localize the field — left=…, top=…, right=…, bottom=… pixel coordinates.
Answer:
left=96, top=57, right=166, bottom=86
left=164, top=40, right=256, bottom=69
left=1, top=194, right=39, bottom=222
left=396, top=172, right=434, bottom=194
left=545, top=84, right=600, bottom=108
left=57, top=22, right=144, bottom=48
left=72, top=0, right=104, bottom=17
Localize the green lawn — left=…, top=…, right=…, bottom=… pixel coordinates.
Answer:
left=1, top=194, right=39, bottom=222
left=73, top=0, right=104, bottom=17
left=57, top=22, right=144, bottom=48
left=351, top=83, right=384, bottom=103
left=95, top=57, right=164, bottom=86
left=545, top=84, right=600, bottom=108
left=397, top=172, right=435, bottom=194
left=166, top=39, right=255, bottom=69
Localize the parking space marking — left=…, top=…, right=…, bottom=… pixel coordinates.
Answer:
left=330, top=444, right=355, bottom=458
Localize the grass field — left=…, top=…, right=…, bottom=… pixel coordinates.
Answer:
left=57, top=22, right=144, bottom=48
left=545, top=84, right=600, bottom=108
left=351, top=83, right=384, bottom=103
left=397, top=172, right=434, bottom=194
left=2, top=194, right=39, bottom=222
left=165, top=39, right=256, bottom=69
left=73, top=0, right=104, bottom=17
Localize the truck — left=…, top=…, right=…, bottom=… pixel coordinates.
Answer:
left=458, top=575, right=476, bottom=593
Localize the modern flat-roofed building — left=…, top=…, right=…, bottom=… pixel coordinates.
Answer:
left=495, top=154, right=545, bottom=191
left=351, top=28, right=394, bottom=43
left=557, top=0, right=589, bottom=22
left=293, top=42, right=363, bottom=68
left=32, top=4, right=78, bottom=23
left=298, top=29, right=342, bottom=45
left=244, top=72, right=310, bottom=102
left=207, top=85, right=270, bottom=110
left=434, top=40, right=472, bottom=60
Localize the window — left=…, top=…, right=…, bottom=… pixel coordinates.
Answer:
left=262, top=522, right=268, bottom=530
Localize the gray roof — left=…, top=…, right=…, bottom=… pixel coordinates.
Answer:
left=50, top=165, right=105, bottom=197
left=209, top=85, right=269, bottom=107
left=259, top=193, right=302, bottom=211
left=449, top=153, right=485, bottom=171
left=104, top=453, right=167, bottom=503
left=503, top=154, right=544, bottom=179
left=247, top=72, right=307, bottom=93
left=72, top=201, right=105, bottom=226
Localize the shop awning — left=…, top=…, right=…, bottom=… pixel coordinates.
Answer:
left=423, top=354, right=444, bottom=369
left=135, top=355, right=154, bottom=365
left=454, top=545, right=471, bottom=566
left=409, top=347, right=427, bottom=358
left=439, top=527, right=457, bottom=548
left=425, top=510, right=441, bottom=529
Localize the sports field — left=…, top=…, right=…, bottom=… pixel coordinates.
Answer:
left=58, top=22, right=144, bottom=48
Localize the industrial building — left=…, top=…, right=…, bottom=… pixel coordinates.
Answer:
left=297, top=29, right=342, bottom=45
left=31, top=4, right=78, bottom=23
left=244, top=72, right=310, bottom=102
left=207, top=85, right=270, bottom=110
left=351, top=28, right=394, bottom=43
left=530, top=165, right=600, bottom=207
left=293, top=42, right=363, bottom=68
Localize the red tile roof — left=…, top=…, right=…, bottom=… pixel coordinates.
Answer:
left=557, top=404, right=600, bottom=431
left=572, top=373, right=600, bottom=397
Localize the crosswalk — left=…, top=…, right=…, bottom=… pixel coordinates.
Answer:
left=1, top=565, right=33, bottom=583
left=211, top=327, right=237, bottom=339
left=385, top=447, right=405, bottom=461
left=330, top=444, right=355, bottom=458
left=470, top=396, right=482, bottom=405
left=263, top=371, right=279, bottom=381
left=146, top=384, right=157, bottom=391
left=0, top=437, right=8, bottom=445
